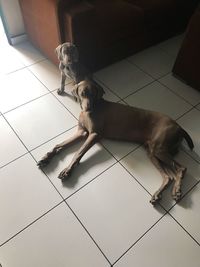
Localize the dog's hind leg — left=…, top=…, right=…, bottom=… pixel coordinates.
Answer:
left=147, top=151, right=172, bottom=205
left=154, top=151, right=186, bottom=202
left=37, top=128, right=88, bottom=168
left=171, top=162, right=187, bottom=202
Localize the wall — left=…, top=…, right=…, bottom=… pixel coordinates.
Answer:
left=0, top=0, right=25, bottom=38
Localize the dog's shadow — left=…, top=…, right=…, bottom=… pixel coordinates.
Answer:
left=182, top=146, right=200, bottom=164
left=122, top=147, right=199, bottom=210
left=42, top=142, right=113, bottom=189
left=58, top=91, right=74, bottom=99
left=161, top=154, right=200, bottom=210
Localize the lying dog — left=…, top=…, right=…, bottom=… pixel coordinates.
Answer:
left=37, top=79, right=194, bottom=205
left=55, top=42, right=91, bottom=95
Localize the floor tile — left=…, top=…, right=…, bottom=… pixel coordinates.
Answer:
left=1, top=33, right=199, bottom=267
left=13, top=41, right=45, bottom=66
left=0, top=69, right=48, bottom=113
left=31, top=128, right=116, bottom=198
left=114, top=215, right=200, bottom=267
left=0, top=203, right=109, bottom=267
left=159, top=73, right=200, bottom=106
left=5, top=94, right=77, bottom=150
left=0, top=116, right=27, bottom=167
left=170, top=183, right=200, bottom=243
left=52, top=83, right=81, bottom=120
left=157, top=34, right=184, bottom=57
left=0, top=44, right=25, bottom=74
left=0, top=154, right=62, bottom=245
left=124, top=81, right=192, bottom=119
left=68, top=163, right=164, bottom=263
left=95, top=60, right=153, bottom=98
left=93, top=77, right=121, bottom=102
left=196, top=104, right=200, bottom=111
left=120, top=147, right=200, bottom=210
left=177, top=108, right=200, bottom=162
left=101, top=139, right=139, bottom=161
left=128, top=46, right=175, bottom=79
left=29, top=60, right=71, bottom=91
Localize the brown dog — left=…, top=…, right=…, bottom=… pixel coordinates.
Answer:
left=37, top=79, right=194, bottom=204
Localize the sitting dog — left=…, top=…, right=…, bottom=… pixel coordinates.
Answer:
left=55, top=42, right=91, bottom=95
left=37, top=79, right=194, bottom=205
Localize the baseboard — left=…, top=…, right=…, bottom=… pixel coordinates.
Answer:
left=10, top=34, right=27, bottom=45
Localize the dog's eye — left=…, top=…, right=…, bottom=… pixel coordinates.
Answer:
left=81, top=91, right=86, bottom=97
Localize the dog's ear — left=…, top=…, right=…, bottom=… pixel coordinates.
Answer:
left=55, top=44, right=63, bottom=61
left=71, top=84, right=79, bottom=102
left=95, top=82, right=105, bottom=100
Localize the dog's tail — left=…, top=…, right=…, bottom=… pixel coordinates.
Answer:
left=181, top=128, right=194, bottom=150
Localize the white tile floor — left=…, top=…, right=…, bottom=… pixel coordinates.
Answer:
left=0, top=26, right=200, bottom=266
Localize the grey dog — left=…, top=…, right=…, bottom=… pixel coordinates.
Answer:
left=37, top=78, right=194, bottom=205
left=55, top=42, right=91, bottom=95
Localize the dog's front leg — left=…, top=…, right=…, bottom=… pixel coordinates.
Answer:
left=37, top=128, right=88, bottom=168
left=58, top=132, right=99, bottom=180
left=57, top=72, right=66, bottom=95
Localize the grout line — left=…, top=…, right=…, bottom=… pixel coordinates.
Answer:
left=3, top=91, right=51, bottom=115
left=167, top=179, right=200, bottom=213
left=194, top=103, right=200, bottom=110
left=4, top=65, right=27, bottom=75
left=0, top=151, right=29, bottom=170
left=29, top=152, right=66, bottom=200
left=1, top=41, right=199, bottom=264
left=121, top=79, right=155, bottom=101
left=64, top=201, right=112, bottom=265
left=50, top=91, right=79, bottom=121
left=2, top=114, right=76, bottom=199
left=2, top=115, right=67, bottom=200
left=112, top=212, right=168, bottom=266
left=157, top=79, right=197, bottom=107
left=126, top=56, right=167, bottom=81
left=94, top=76, right=124, bottom=101
left=118, top=161, right=152, bottom=197
left=168, top=213, right=200, bottom=247
left=0, top=200, right=65, bottom=247
left=64, top=161, right=118, bottom=201
left=27, top=67, right=78, bottom=121
left=181, top=148, right=200, bottom=165
left=0, top=124, right=78, bottom=171
left=29, top=125, right=78, bottom=152
left=2, top=114, right=30, bottom=152
left=175, top=106, right=195, bottom=121
left=23, top=58, right=47, bottom=67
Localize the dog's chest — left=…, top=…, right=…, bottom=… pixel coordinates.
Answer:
left=79, top=111, right=103, bottom=133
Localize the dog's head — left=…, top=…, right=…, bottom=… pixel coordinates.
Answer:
left=55, top=42, right=79, bottom=66
left=72, top=79, right=105, bottom=111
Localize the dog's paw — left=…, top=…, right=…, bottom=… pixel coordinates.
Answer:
left=58, top=167, right=72, bottom=180
left=37, top=158, right=50, bottom=168
left=150, top=193, right=161, bottom=205
left=57, top=88, right=64, bottom=95
left=172, top=189, right=182, bottom=202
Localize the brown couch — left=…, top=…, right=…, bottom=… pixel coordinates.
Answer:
left=19, top=0, right=199, bottom=71
left=173, top=3, right=200, bottom=91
